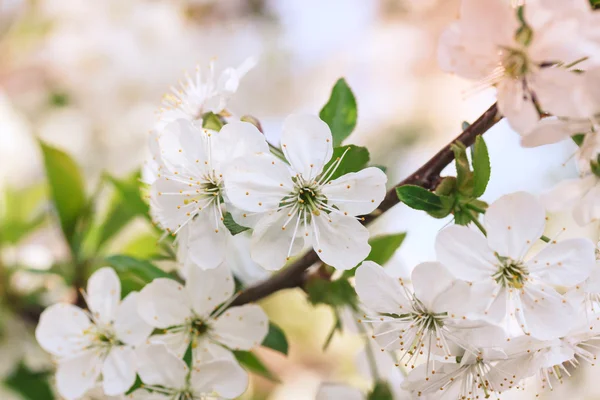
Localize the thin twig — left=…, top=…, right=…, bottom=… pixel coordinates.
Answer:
left=231, top=103, right=501, bottom=306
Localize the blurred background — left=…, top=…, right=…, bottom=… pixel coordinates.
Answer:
left=0, top=0, right=598, bottom=399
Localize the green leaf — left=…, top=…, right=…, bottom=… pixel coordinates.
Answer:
left=451, top=141, right=474, bottom=195
left=572, top=133, right=586, bottom=147
left=202, top=112, right=224, bottom=131
left=322, top=145, right=370, bottom=182
left=106, top=174, right=149, bottom=217
left=368, top=382, right=394, bottom=400
left=104, top=255, right=172, bottom=295
left=5, top=364, right=53, bottom=400
left=307, top=278, right=358, bottom=310
left=396, top=185, right=452, bottom=217
left=319, top=78, right=358, bottom=147
left=366, top=233, right=407, bottom=266
left=233, top=351, right=280, bottom=382
left=223, top=212, right=250, bottom=235
left=40, top=141, right=86, bottom=243
left=0, top=184, right=47, bottom=244
left=471, top=136, right=491, bottom=198
left=262, top=323, right=289, bottom=355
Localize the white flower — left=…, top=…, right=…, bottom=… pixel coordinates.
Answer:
left=35, top=267, right=152, bottom=399
left=150, top=118, right=268, bottom=269
left=354, top=261, right=475, bottom=371
left=224, top=114, right=387, bottom=270
left=137, top=264, right=268, bottom=365
left=542, top=174, right=600, bottom=226
left=316, top=384, right=364, bottom=400
left=127, top=344, right=248, bottom=399
left=439, top=0, right=592, bottom=134
left=435, top=191, right=596, bottom=339
left=157, top=58, right=256, bottom=130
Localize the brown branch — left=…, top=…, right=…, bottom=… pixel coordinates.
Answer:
left=231, top=103, right=501, bottom=306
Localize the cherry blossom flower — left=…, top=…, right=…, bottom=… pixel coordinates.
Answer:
left=156, top=58, right=256, bottom=130
left=149, top=118, right=268, bottom=269
left=439, top=0, right=593, bottom=134
left=435, top=191, right=596, bottom=339
left=542, top=174, right=600, bottom=226
left=224, top=114, right=387, bottom=270
left=137, top=264, right=268, bottom=365
left=35, top=267, right=152, bottom=399
left=354, top=261, right=476, bottom=372
left=126, top=344, right=248, bottom=399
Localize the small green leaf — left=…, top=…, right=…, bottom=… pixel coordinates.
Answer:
left=104, top=255, right=172, bottom=295
left=233, top=351, right=280, bottom=382
left=40, top=141, right=87, bottom=244
left=461, top=121, right=471, bottom=131
left=223, top=212, right=250, bottom=235
left=202, top=112, right=224, bottom=131
left=319, top=78, right=358, bottom=147
left=591, top=156, right=600, bottom=178
left=396, top=185, right=452, bottom=216
left=368, top=382, right=394, bottom=400
left=471, top=136, right=491, bottom=198
left=307, top=278, right=358, bottom=310
left=262, top=323, right=289, bottom=355
left=366, top=233, right=407, bottom=266
left=451, top=141, right=474, bottom=195
left=322, top=145, right=370, bottom=182
left=5, top=364, right=53, bottom=400
left=572, top=133, right=586, bottom=147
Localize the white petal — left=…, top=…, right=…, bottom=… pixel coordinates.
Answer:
left=224, top=152, right=293, bottom=213
left=190, top=359, right=248, bottom=399
left=497, top=81, right=540, bottom=134
left=102, top=346, right=137, bottom=396
left=177, top=217, right=229, bottom=270
left=136, top=344, right=188, bottom=389
left=321, top=168, right=387, bottom=216
left=317, top=384, right=364, bottom=400
left=192, top=339, right=235, bottom=365
left=532, top=68, right=588, bottom=118
left=434, top=225, right=496, bottom=281
left=521, top=118, right=585, bottom=148
left=186, top=263, right=235, bottom=318
left=542, top=175, right=596, bottom=213
left=519, top=285, right=574, bottom=340
left=55, top=350, right=103, bottom=400
left=157, top=119, right=208, bottom=174
left=35, top=303, right=92, bottom=357
left=280, top=114, right=333, bottom=180
left=86, top=267, right=121, bottom=325
left=210, top=304, right=269, bottom=351
left=114, top=292, right=153, bottom=346
left=411, top=262, right=458, bottom=312
left=127, top=390, right=171, bottom=400
left=137, top=278, right=192, bottom=328
left=210, top=121, right=269, bottom=171
left=468, top=281, right=507, bottom=323
left=312, top=213, right=370, bottom=270
left=527, top=238, right=596, bottom=286
left=458, top=0, right=517, bottom=49
left=484, top=192, right=546, bottom=260
left=573, top=180, right=600, bottom=225
left=148, top=331, right=191, bottom=359
left=150, top=177, right=197, bottom=232
left=250, top=210, right=305, bottom=271
left=355, top=261, right=411, bottom=314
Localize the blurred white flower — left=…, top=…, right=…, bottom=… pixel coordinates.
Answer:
left=149, top=119, right=268, bottom=269
left=35, top=268, right=152, bottom=399
left=137, top=264, right=268, bottom=365
left=127, top=344, right=248, bottom=399
left=225, top=114, right=387, bottom=270
left=435, top=191, right=596, bottom=339
left=542, top=174, right=600, bottom=226
left=316, top=384, right=363, bottom=400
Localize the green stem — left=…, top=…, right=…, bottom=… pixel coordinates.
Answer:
left=465, top=211, right=487, bottom=236
left=268, top=143, right=287, bottom=162
left=464, top=202, right=486, bottom=214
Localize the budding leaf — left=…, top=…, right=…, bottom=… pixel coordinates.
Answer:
left=396, top=185, right=452, bottom=217
left=320, top=78, right=358, bottom=147
left=321, top=145, right=370, bottom=182
left=40, top=141, right=86, bottom=244
left=451, top=141, right=474, bottom=195
left=104, top=255, right=172, bottom=296
left=471, top=136, right=491, bottom=198
left=233, top=351, right=280, bottom=383
left=223, top=212, right=250, bottom=235
left=461, top=121, right=471, bottom=131
left=262, top=323, right=289, bottom=355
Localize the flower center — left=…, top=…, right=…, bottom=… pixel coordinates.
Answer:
left=501, top=48, right=530, bottom=79
left=191, top=319, right=210, bottom=336
left=493, top=258, right=528, bottom=288
left=282, top=176, right=328, bottom=217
